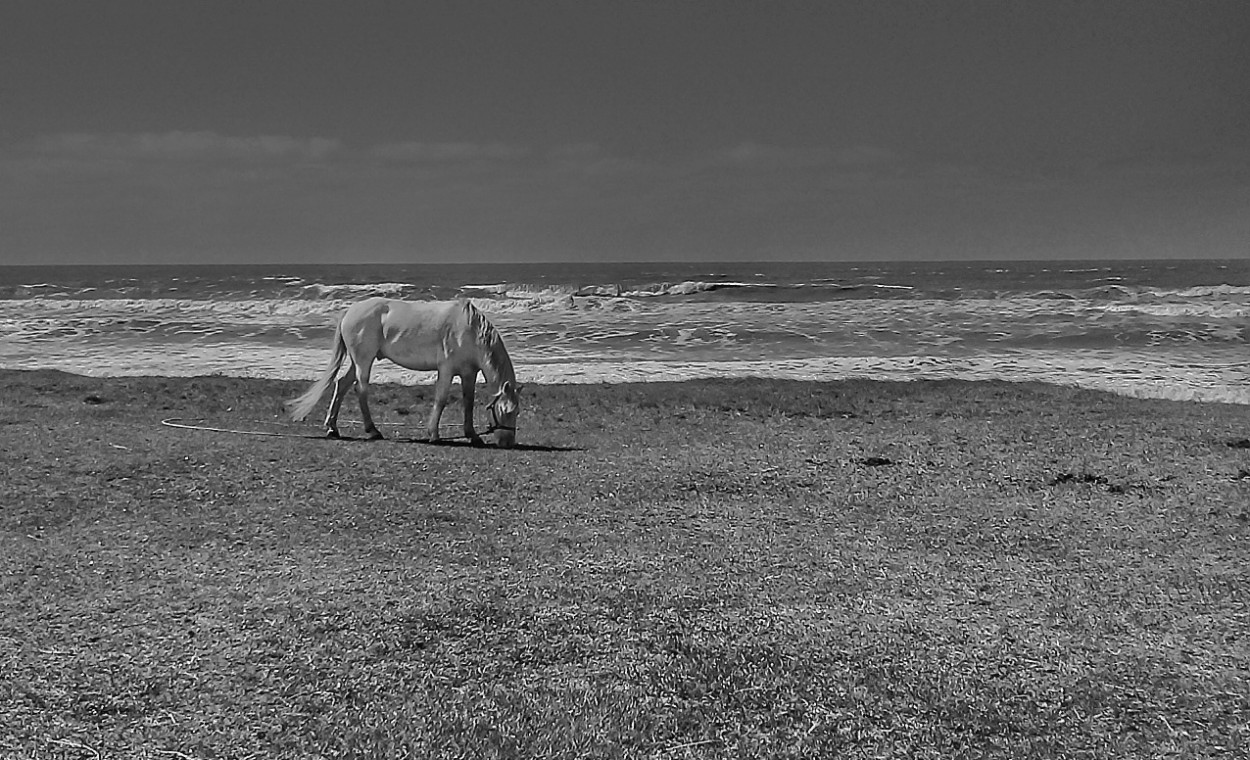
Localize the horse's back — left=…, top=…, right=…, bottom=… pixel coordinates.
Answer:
left=341, top=298, right=467, bottom=335
left=340, top=298, right=479, bottom=372
left=343, top=296, right=463, bottom=323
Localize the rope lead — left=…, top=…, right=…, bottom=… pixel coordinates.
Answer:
left=159, top=417, right=499, bottom=441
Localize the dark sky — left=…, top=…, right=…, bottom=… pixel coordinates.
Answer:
left=2, top=1, right=1248, bottom=264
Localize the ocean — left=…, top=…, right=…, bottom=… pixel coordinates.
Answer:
left=2, top=259, right=1249, bottom=404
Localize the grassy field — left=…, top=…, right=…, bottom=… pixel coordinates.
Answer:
left=2, top=368, right=1248, bottom=759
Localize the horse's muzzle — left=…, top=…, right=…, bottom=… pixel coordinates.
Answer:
left=495, top=429, right=516, bottom=448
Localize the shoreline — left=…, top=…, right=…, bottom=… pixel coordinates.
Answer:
left=4, top=345, right=1250, bottom=406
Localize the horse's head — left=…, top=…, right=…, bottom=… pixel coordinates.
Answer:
left=488, top=380, right=522, bottom=447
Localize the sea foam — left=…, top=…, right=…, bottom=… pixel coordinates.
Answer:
left=4, top=259, right=1250, bottom=405
left=3, top=343, right=1247, bottom=406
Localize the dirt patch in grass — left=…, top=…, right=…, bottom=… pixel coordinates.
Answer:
left=2, top=369, right=1249, bottom=758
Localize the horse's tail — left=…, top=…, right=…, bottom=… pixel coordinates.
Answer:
left=285, top=322, right=347, bottom=421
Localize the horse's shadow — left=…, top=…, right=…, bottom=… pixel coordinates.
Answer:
left=330, top=434, right=580, bottom=452
left=412, top=438, right=581, bottom=453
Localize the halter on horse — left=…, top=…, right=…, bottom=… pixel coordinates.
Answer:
left=286, top=298, right=522, bottom=447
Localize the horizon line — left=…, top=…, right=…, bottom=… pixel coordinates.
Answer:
left=3, top=253, right=1248, bottom=269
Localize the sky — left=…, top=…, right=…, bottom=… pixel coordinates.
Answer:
left=1, top=0, right=1248, bottom=265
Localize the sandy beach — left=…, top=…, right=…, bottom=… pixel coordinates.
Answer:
left=3, top=368, right=1249, bottom=757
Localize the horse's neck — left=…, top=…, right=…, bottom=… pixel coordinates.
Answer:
left=464, top=302, right=514, bottom=390
left=477, top=338, right=515, bottom=391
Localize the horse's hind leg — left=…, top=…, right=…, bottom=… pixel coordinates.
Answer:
left=354, top=358, right=384, bottom=440
left=324, top=364, right=357, bottom=439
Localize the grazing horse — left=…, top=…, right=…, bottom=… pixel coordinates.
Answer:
left=286, top=298, right=521, bottom=447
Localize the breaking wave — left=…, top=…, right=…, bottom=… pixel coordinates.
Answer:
left=4, top=259, right=1250, bottom=404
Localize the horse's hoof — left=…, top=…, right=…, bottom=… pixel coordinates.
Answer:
left=468, top=436, right=486, bottom=447
left=325, top=430, right=341, bottom=439
left=366, top=430, right=385, bottom=441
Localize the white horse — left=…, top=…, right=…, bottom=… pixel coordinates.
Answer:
left=286, top=297, right=521, bottom=447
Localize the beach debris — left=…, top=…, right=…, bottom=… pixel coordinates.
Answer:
left=859, top=456, right=894, bottom=467
left=1226, top=438, right=1250, bottom=449
left=1048, top=471, right=1139, bottom=494
left=82, top=394, right=107, bottom=404
left=1050, top=472, right=1110, bottom=487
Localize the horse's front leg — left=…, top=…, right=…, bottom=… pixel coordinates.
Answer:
left=459, top=372, right=483, bottom=446
left=426, top=368, right=454, bottom=442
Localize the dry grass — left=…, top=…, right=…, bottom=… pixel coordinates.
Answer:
left=2, top=369, right=1249, bottom=759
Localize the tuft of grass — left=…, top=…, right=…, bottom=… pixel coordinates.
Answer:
left=2, top=369, right=1249, bottom=758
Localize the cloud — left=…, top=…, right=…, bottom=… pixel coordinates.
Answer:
left=715, top=142, right=835, bottom=169
left=26, top=131, right=341, bottom=162
left=835, top=145, right=900, bottom=167
left=712, top=142, right=901, bottom=171
left=547, top=143, right=607, bottom=161
left=3, top=130, right=1244, bottom=264
left=539, top=143, right=654, bottom=177
left=1091, top=148, right=1250, bottom=180
left=369, top=141, right=529, bottom=163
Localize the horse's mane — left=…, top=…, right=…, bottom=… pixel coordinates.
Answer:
left=464, top=301, right=514, bottom=384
